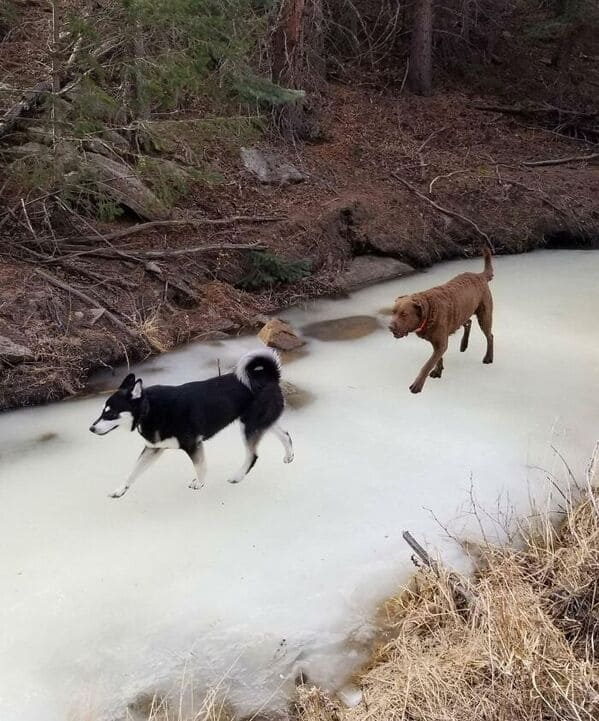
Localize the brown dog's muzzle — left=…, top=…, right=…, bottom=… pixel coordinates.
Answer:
left=389, top=321, right=407, bottom=338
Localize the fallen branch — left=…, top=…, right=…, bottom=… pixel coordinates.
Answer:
left=391, top=172, right=493, bottom=249
left=403, top=531, right=439, bottom=576
left=48, top=240, right=266, bottom=262
left=523, top=152, right=599, bottom=167
left=403, top=530, right=475, bottom=607
left=35, top=269, right=139, bottom=340
left=74, top=215, right=284, bottom=245
left=472, top=103, right=536, bottom=117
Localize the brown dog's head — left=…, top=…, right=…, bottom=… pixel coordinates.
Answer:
left=389, top=295, right=427, bottom=338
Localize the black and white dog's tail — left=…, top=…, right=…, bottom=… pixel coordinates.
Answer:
left=235, top=348, right=281, bottom=392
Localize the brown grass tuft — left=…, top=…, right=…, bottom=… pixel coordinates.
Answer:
left=296, top=467, right=599, bottom=721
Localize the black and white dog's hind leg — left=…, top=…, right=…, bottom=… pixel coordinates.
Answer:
left=110, top=446, right=164, bottom=498
left=229, top=425, right=263, bottom=484
left=229, top=421, right=293, bottom=484
left=271, top=423, right=294, bottom=464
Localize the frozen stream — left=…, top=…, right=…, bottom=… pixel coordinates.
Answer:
left=1, top=250, right=598, bottom=721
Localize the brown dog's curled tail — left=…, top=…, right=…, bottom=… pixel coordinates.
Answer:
left=482, top=246, right=494, bottom=281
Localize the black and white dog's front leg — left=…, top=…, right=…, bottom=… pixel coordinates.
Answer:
left=271, top=424, right=294, bottom=464
left=110, top=446, right=163, bottom=498
left=229, top=426, right=262, bottom=484
left=187, top=444, right=207, bottom=490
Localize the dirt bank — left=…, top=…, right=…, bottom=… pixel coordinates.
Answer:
left=1, top=85, right=598, bottom=410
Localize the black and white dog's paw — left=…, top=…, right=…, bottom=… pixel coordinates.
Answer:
left=109, top=486, right=128, bottom=499
left=228, top=476, right=242, bottom=484
left=188, top=479, right=205, bottom=490
left=284, top=451, right=294, bottom=464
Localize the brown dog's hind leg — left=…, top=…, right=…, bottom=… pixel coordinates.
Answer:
left=460, top=319, right=472, bottom=352
left=429, top=356, right=444, bottom=378
left=476, top=301, right=494, bottom=364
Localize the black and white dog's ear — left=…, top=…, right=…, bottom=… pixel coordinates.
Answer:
left=131, top=378, right=143, bottom=400
left=120, top=373, right=136, bottom=391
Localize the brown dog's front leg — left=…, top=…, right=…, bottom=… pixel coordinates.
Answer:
left=460, top=319, right=472, bottom=352
left=410, top=339, right=448, bottom=394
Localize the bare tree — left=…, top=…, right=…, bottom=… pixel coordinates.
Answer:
left=408, top=0, right=433, bottom=96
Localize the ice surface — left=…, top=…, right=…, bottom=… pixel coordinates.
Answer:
left=0, top=250, right=598, bottom=721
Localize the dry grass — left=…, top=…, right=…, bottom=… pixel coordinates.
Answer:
left=295, top=452, right=599, bottom=721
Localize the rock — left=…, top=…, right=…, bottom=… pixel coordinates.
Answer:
left=82, top=152, right=169, bottom=220
left=8, top=141, right=51, bottom=158
left=338, top=256, right=414, bottom=292
left=0, top=335, right=34, bottom=363
left=258, top=319, right=305, bottom=351
left=147, top=157, right=192, bottom=183
left=280, top=380, right=314, bottom=410
left=301, top=315, right=379, bottom=341
left=241, top=146, right=305, bottom=185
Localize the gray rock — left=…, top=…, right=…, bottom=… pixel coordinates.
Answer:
left=338, top=255, right=414, bottom=292
left=8, top=141, right=51, bottom=158
left=0, top=335, right=34, bottom=363
left=82, top=152, right=169, bottom=220
left=241, top=146, right=305, bottom=185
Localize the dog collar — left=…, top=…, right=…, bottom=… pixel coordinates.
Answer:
left=415, top=318, right=427, bottom=334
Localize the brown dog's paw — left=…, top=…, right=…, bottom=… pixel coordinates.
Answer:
left=409, top=383, right=423, bottom=394
left=429, top=369, right=442, bottom=379
left=483, top=357, right=493, bottom=364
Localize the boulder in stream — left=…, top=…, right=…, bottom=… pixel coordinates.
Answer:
left=338, top=255, right=414, bottom=292
left=258, top=318, right=305, bottom=351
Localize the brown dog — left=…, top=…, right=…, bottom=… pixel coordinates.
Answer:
left=389, top=248, right=494, bottom=393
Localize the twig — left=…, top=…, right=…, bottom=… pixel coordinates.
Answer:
left=523, top=152, right=599, bottom=167
left=429, top=168, right=472, bottom=194
left=74, top=215, right=284, bottom=245
left=391, top=172, right=493, bottom=249
left=399, top=57, right=409, bottom=95
left=417, top=125, right=449, bottom=154
left=35, top=269, right=139, bottom=340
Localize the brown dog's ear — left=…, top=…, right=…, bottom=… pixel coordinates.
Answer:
left=412, top=296, right=429, bottom=320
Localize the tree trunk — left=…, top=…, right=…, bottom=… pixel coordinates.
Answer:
left=272, top=0, right=306, bottom=86
left=408, top=0, right=433, bottom=96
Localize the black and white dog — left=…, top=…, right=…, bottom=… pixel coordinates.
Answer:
left=89, top=349, right=293, bottom=498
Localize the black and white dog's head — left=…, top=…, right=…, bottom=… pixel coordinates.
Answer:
left=89, top=373, right=144, bottom=435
